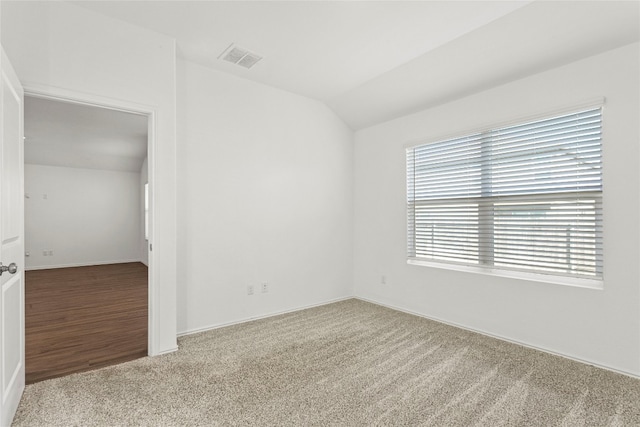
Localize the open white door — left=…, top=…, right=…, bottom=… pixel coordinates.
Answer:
left=0, top=47, right=25, bottom=427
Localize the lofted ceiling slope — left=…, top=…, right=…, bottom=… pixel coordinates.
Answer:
left=73, top=1, right=639, bottom=130
left=330, top=0, right=640, bottom=129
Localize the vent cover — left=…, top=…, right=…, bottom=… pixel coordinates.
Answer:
left=219, top=44, right=263, bottom=69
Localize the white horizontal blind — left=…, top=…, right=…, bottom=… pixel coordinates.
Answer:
left=407, top=107, right=603, bottom=279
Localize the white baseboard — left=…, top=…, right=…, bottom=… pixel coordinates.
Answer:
left=26, top=259, right=144, bottom=271
left=355, top=296, right=640, bottom=380
left=177, top=295, right=354, bottom=337
left=149, top=346, right=178, bottom=357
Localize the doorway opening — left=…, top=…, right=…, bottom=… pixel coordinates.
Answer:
left=23, top=94, right=152, bottom=383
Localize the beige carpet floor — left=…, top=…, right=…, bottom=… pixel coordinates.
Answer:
left=12, top=299, right=640, bottom=426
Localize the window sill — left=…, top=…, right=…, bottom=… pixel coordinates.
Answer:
left=407, top=259, right=604, bottom=290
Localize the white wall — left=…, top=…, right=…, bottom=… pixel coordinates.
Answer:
left=25, top=164, right=141, bottom=270
left=177, top=59, right=354, bottom=334
left=140, top=157, right=149, bottom=267
left=1, top=1, right=177, bottom=355
left=354, top=42, right=640, bottom=375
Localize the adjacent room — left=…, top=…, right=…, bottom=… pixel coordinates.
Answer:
left=0, top=0, right=639, bottom=425
left=23, top=96, right=150, bottom=383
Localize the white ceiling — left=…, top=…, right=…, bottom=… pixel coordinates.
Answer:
left=73, top=0, right=529, bottom=100
left=72, top=0, right=640, bottom=130
left=25, top=96, right=148, bottom=172
left=330, top=0, right=640, bottom=128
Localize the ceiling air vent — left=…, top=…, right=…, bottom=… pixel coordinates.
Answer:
left=219, top=44, right=263, bottom=69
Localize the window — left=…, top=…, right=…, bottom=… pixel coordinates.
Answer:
left=144, top=183, right=149, bottom=240
left=406, top=106, right=603, bottom=280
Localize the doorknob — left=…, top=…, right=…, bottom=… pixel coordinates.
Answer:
left=0, top=262, right=17, bottom=275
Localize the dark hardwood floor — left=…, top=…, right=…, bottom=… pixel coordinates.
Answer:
left=25, top=262, right=148, bottom=384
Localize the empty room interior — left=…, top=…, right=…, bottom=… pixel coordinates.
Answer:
left=1, top=0, right=639, bottom=426
left=23, top=96, right=150, bottom=383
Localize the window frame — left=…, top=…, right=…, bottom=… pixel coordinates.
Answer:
left=405, top=100, right=605, bottom=289
left=144, top=182, right=149, bottom=241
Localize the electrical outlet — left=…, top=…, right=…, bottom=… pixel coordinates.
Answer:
left=381, top=275, right=387, bottom=285
left=43, top=250, right=48, bottom=256
left=48, top=250, right=54, bottom=256
left=247, top=285, right=254, bottom=295
left=261, top=282, right=269, bottom=293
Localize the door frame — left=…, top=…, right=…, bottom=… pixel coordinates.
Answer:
left=22, top=84, right=159, bottom=355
